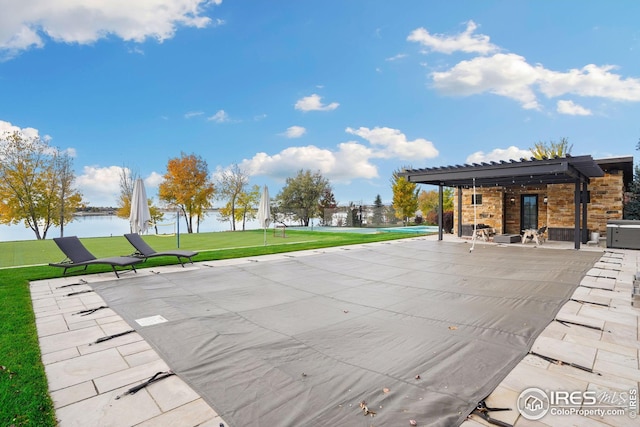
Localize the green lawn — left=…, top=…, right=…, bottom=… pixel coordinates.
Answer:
left=0, top=229, right=427, bottom=427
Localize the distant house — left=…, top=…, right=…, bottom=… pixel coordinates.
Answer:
left=402, top=155, right=634, bottom=249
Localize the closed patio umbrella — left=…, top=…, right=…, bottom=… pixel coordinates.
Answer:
left=257, top=185, right=271, bottom=245
left=129, top=178, right=152, bottom=235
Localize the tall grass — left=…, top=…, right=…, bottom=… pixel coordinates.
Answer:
left=0, top=229, right=426, bottom=426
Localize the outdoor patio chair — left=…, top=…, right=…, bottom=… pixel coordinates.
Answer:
left=124, top=233, right=199, bottom=267
left=49, top=236, right=143, bottom=278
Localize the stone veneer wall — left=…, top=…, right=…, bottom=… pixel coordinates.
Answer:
left=454, top=187, right=504, bottom=234
left=547, top=170, right=624, bottom=235
left=452, top=170, right=624, bottom=238
left=504, top=187, right=548, bottom=235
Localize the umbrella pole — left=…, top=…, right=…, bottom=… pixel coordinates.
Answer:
left=263, top=227, right=267, bottom=246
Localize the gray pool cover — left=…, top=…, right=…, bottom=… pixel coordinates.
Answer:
left=91, top=239, right=600, bottom=426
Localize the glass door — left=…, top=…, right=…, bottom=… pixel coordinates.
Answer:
left=521, top=195, right=538, bottom=231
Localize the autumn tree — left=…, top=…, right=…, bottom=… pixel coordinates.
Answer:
left=52, top=151, right=83, bottom=237
left=277, top=169, right=330, bottom=226
left=217, top=164, right=249, bottom=231
left=0, top=131, right=83, bottom=239
left=237, top=184, right=261, bottom=230
left=391, top=167, right=419, bottom=225
left=115, top=166, right=138, bottom=220
left=418, top=188, right=453, bottom=224
left=158, top=152, right=215, bottom=233
left=116, top=167, right=164, bottom=233
left=530, top=137, right=573, bottom=159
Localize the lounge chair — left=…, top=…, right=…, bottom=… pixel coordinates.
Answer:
left=50, top=236, right=143, bottom=278
left=124, top=233, right=198, bottom=267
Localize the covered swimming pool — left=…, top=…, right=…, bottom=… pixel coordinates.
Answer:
left=286, top=225, right=439, bottom=234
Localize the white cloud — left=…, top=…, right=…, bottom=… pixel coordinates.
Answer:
left=240, top=143, right=378, bottom=183
left=414, top=23, right=640, bottom=109
left=386, top=53, right=407, bottom=61
left=0, top=0, right=223, bottom=58
left=240, top=126, right=437, bottom=183
left=556, top=100, right=592, bottom=116
left=539, top=64, right=640, bottom=101
left=76, top=165, right=125, bottom=207
left=431, top=53, right=542, bottom=109
left=408, top=20, right=498, bottom=55
left=466, top=146, right=533, bottom=164
left=345, top=126, right=439, bottom=160
left=207, top=110, right=230, bottom=122
left=145, top=171, right=164, bottom=188
left=0, top=120, right=45, bottom=141
left=294, top=94, right=339, bottom=112
left=76, top=165, right=163, bottom=206
left=281, top=126, right=306, bottom=138
left=184, top=111, right=204, bottom=119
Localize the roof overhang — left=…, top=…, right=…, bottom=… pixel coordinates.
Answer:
left=401, top=155, right=606, bottom=188
left=595, top=156, right=634, bottom=187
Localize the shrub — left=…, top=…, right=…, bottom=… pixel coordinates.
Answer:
left=443, top=211, right=453, bottom=233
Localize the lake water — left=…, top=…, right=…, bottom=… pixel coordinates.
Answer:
left=0, top=213, right=261, bottom=242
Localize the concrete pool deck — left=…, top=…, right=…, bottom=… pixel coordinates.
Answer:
left=30, top=234, right=639, bottom=426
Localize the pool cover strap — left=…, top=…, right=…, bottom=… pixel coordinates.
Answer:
left=471, top=400, right=512, bottom=427
left=116, top=371, right=175, bottom=399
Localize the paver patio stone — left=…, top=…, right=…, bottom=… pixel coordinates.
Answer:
left=546, top=359, right=639, bottom=391
left=117, top=340, right=152, bottom=357
left=556, top=312, right=606, bottom=331
left=123, top=348, right=162, bottom=367
left=93, top=358, right=170, bottom=394
left=45, top=347, right=128, bottom=391
left=67, top=319, right=97, bottom=331
left=50, top=381, right=97, bottom=409
left=36, top=314, right=69, bottom=337
left=563, top=333, right=637, bottom=357
left=78, top=331, right=143, bottom=355
left=42, top=347, right=80, bottom=365
left=39, top=325, right=104, bottom=354
left=134, top=399, right=222, bottom=427
left=55, top=386, right=161, bottom=427
left=531, top=336, right=597, bottom=369
left=144, top=374, right=200, bottom=412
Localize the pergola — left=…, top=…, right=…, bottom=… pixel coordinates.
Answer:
left=401, top=155, right=605, bottom=249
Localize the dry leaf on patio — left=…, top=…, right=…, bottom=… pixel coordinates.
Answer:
left=409, top=420, right=418, bottom=426
left=383, top=387, right=390, bottom=393
left=359, top=400, right=376, bottom=417
left=448, top=325, right=458, bottom=330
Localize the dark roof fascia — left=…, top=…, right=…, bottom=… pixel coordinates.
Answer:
left=595, top=156, right=634, bottom=187
left=402, top=155, right=604, bottom=188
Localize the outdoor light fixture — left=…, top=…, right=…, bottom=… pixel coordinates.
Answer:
left=510, top=197, right=515, bottom=205
left=543, top=196, right=548, bottom=204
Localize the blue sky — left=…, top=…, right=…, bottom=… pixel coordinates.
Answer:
left=1, top=0, right=639, bottom=207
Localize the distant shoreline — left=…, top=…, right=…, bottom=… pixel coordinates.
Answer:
left=73, top=211, right=116, bottom=217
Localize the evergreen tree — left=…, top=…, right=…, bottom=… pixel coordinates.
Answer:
left=372, top=194, right=384, bottom=225
left=624, top=164, right=640, bottom=219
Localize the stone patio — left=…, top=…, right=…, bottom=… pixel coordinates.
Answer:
left=30, top=235, right=639, bottom=426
